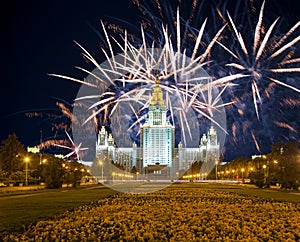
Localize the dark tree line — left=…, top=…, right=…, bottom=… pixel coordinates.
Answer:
left=219, top=142, right=300, bottom=189
left=0, top=134, right=89, bottom=188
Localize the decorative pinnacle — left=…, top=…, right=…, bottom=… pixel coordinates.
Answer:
left=150, top=74, right=165, bottom=106
left=155, top=74, right=160, bottom=86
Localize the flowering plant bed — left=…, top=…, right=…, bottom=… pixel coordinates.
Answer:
left=4, top=184, right=300, bottom=241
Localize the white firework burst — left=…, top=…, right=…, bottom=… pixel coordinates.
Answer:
left=218, top=0, right=300, bottom=119
left=54, top=130, right=89, bottom=160
left=50, top=9, right=242, bottom=147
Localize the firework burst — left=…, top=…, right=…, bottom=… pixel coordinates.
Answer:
left=219, top=0, right=300, bottom=119
left=54, top=130, right=89, bottom=160
left=51, top=7, right=237, bottom=151
left=213, top=0, right=300, bottom=155
left=47, top=0, right=300, bottom=160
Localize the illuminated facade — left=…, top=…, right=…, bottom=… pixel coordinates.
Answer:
left=95, top=78, right=220, bottom=178
left=140, top=78, right=174, bottom=168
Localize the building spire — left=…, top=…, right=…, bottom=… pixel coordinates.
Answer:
left=150, top=75, right=165, bottom=106
left=155, top=75, right=160, bottom=86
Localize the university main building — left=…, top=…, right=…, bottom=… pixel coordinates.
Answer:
left=95, top=78, right=220, bottom=178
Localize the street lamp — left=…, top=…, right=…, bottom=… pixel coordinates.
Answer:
left=262, top=164, right=267, bottom=186
left=99, top=161, right=104, bottom=181
left=215, top=160, right=218, bottom=180
left=225, top=170, right=229, bottom=179
left=241, top=168, right=245, bottom=178
left=241, top=168, right=245, bottom=182
left=24, top=157, right=30, bottom=186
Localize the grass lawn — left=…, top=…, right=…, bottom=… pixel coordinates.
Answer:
left=0, top=184, right=116, bottom=236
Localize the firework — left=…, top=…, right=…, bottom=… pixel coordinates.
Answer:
left=214, top=0, right=300, bottom=155
left=48, top=0, right=300, bottom=161
left=54, top=130, right=89, bottom=160
left=219, top=1, right=300, bottom=119
left=52, top=8, right=237, bottom=154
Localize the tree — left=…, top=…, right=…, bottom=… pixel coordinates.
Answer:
left=271, top=142, right=300, bottom=190
left=62, top=160, right=86, bottom=187
left=130, top=166, right=137, bottom=174
left=276, top=156, right=299, bottom=189
left=41, top=155, right=64, bottom=189
left=249, top=168, right=265, bottom=188
left=247, top=157, right=267, bottom=188
left=0, top=134, right=25, bottom=175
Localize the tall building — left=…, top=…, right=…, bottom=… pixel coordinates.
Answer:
left=140, top=78, right=174, bottom=168
left=95, top=77, right=220, bottom=179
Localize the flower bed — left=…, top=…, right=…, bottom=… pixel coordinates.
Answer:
left=5, top=186, right=300, bottom=241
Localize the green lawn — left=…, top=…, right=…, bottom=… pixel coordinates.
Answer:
left=0, top=184, right=116, bottom=236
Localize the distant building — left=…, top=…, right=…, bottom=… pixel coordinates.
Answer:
left=27, top=146, right=40, bottom=154
left=54, top=154, right=65, bottom=159
left=95, top=77, right=220, bottom=178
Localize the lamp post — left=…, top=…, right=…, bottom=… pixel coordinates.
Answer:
left=263, top=164, right=267, bottom=185
left=225, top=170, right=229, bottom=179
left=99, top=161, right=103, bottom=181
left=215, top=160, right=218, bottom=180
left=241, top=168, right=245, bottom=183
left=241, top=168, right=245, bottom=179
left=112, top=172, right=115, bottom=181
left=24, top=157, right=29, bottom=186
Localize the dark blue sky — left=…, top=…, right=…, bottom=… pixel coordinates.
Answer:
left=0, top=0, right=299, bottom=160
left=0, top=0, right=139, bottom=145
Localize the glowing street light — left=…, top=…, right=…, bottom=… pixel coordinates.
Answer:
left=232, top=169, right=235, bottom=180
left=225, top=170, right=229, bottom=179
left=215, top=160, right=218, bottom=180
left=99, top=161, right=104, bottom=181
left=262, top=164, right=267, bottom=186
left=241, top=168, right=245, bottom=179
left=24, top=157, right=30, bottom=186
left=241, top=168, right=245, bottom=181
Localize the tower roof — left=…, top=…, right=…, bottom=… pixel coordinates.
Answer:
left=150, top=76, right=165, bottom=106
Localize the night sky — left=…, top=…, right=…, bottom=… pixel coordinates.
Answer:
left=0, top=0, right=139, bottom=145
left=0, top=0, right=299, bottom=160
